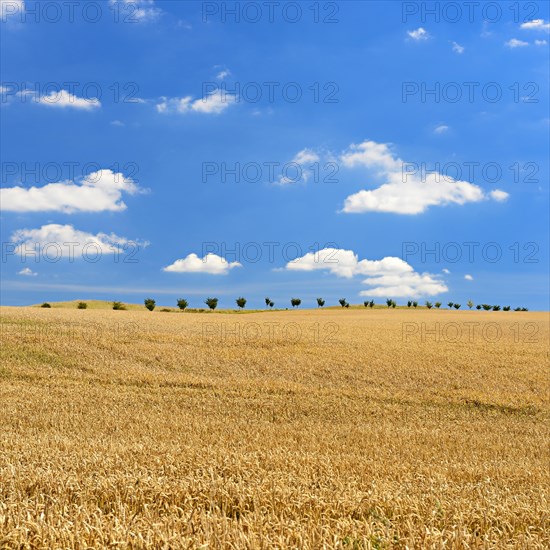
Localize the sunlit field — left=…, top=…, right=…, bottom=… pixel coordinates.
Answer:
left=1, top=305, right=548, bottom=548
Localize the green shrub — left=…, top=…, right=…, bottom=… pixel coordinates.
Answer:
left=236, top=297, right=247, bottom=310
left=177, top=298, right=188, bottom=311
left=447, top=302, right=454, bottom=309
left=453, top=303, right=461, bottom=309
left=290, top=298, right=301, bottom=308
left=77, top=302, right=87, bottom=309
left=467, top=300, right=474, bottom=309
left=317, top=298, right=325, bottom=307
left=144, top=298, right=156, bottom=311
left=112, top=301, right=126, bottom=310
left=160, top=308, right=171, bottom=312
left=492, top=305, right=501, bottom=311
left=476, top=304, right=482, bottom=310
left=339, top=298, right=348, bottom=308
left=482, top=304, right=492, bottom=311
left=503, top=306, right=511, bottom=311
left=426, top=301, right=433, bottom=309
left=41, top=302, right=51, bottom=308
left=407, top=300, right=412, bottom=308
left=435, top=302, right=442, bottom=308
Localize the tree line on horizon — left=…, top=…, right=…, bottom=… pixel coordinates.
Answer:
left=38, top=298, right=530, bottom=312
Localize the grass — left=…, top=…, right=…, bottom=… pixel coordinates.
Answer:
left=0, top=306, right=548, bottom=548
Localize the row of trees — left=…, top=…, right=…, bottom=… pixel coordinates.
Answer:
left=133, top=298, right=528, bottom=312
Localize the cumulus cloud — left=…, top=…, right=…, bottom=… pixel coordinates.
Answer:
left=408, top=27, right=429, bottom=41
left=506, top=38, right=529, bottom=48
left=520, top=19, right=550, bottom=31
left=156, top=89, right=237, bottom=115
left=442, top=268, right=450, bottom=274
left=451, top=41, right=464, bottom=54
left=36, top=89, right=101, bottom=110
left=108, top=0, right=161, bottom=22
left=464, top=274, right=473, bottom=281
left=535, top=39, right=548, bottom=46
left=278, top=149, right=320, bottom=184
left=285, top=248, right=447, bottom=298
left=11, top=224, right=148, bottom=259
left=163, top=253, right=242, bottom=275
left=1, top=169, right=143, bottom=213
left=339, top=140, right=509, bottom=215
left=434, top=124, right=449, bottom=134
left=18, top=267, right=37, bottom=276
left=489, top=189, right=509, bottom=202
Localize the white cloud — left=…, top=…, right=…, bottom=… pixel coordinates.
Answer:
left=111, top=120, right=125, bottom=126
left=489, top=189, right=509, bottom=202
left=451, top=41, right=464, bottom=54
left=285, top=248, right=447, bottom=298
left=18, top=267, right=37, bottom=276
left=1, top=169, right=142, bottom=213
left=339, top=140, right=507, bottom=215
left=434, top=124, right=449, bottom=134
left=535, top=39, right=548, bottom=46
left=442, top=268, right=450, bottom=274
left=506, top=38, right=529, bottom=48
left=11, top=224, right=147, bottom=259
left=108, top=0, right=161, bottom=22
left=464, top=274, right=473, bottom=281
left=37, top=89, right=101, bottom=110
left=408, top=27, right=429, bottom=41
left=1, top=0, right=24, bottom=21
left=278, top=149, right=320, bottom=184
left=163, top=253, right=242, bottom=275
left=216, top=69, right=231, bottom=80
left=520, top=19, right=550, bottom=31
left=156, top=89, right=237, bottom=115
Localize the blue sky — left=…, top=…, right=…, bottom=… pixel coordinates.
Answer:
left=1, top=0, right=548, bottom=309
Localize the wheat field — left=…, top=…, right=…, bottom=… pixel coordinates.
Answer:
left=0, top=305, right=548, bottom=549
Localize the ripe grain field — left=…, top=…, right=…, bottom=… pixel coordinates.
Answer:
left=0, top=306, right=548, bottom=549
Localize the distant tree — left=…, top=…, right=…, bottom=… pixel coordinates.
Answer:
left=144, top=298, right=156, bottom=311
left=345, top=303, right=350, bottom=308
left=41, top=302, right=51, bottom=308
left=453, top=303, right=461, bottom=309
left=290, top=298, right=301, bottom=308
left=426, top=301, right=433, bottom=309
left=391, top=300, right=396, bottom=308
left=521, top=307, right=529, bottom=311
left=317, top=298, right=325, bottom=308
left=265, top=297, right=271, bottom=308
left=112, top=301, right=126, bottom=310
left=467, top=300, right=474, bottom=309
left=514, top=307, right=522, bottom=312
left=482, top=304, right=492, bottom=311
left=492, top=305, right=501, bottom=311
left=177, top=298, right=188, bottom=311
left=435, top=302, right=442, bottom=309
left=77, top=302, right=87, bottom=309
left=363, top=300, right=369, bottom=307
left=476, top=304, right=482, bottom=310
left=205, top=297, right=218, bottom=310
left=269, top=301, right=275, bottom=308
left=503, top=306, right=511, bottom=311
left=407, top=300, right=412, bottom=308
left=369, top=300, right=375, bottom=308
left=339, top=298, right=348, bottom=308
left=386, top=299, right=393, bottom=308
left=412, top=301, right=418, bottom=308
left=447, top=302, right=454, bottom=309
left=236, top=297, right=247, bottom=310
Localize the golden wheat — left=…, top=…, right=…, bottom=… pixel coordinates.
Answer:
left=0, top=306, right=548, bottom=549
